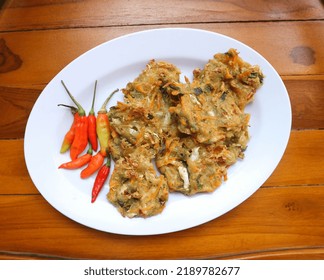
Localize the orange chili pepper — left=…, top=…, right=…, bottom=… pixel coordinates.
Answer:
left=80, top=151, right=104, bottom=179
left=91, top=154, right=111, bottom=203
left=88, top=81, right=98, bottom=151
left=96, top=89, right=118, bottom=156
left=58, top=145, right=93, bottom=169
left=61, top=80, right=88, bottom=160
left=58, top=104, right=80, bottom=154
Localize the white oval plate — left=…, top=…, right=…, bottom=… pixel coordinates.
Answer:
left=24, top=28, right=291, bottom=235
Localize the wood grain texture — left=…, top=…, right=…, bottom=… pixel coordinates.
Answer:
left=1, top=0, right=323, bottom=32
left=1, top=21, right=323, bottom=86
left=264, top=130, right=324, bottom=187
left=286, top=78, right=324, bottom=129
left=0, top=185, right=323, bottom=259
left=0, top=0, right=323, bottom=261
left=0, top=139, right=37, bottom=194
left=227, top=247, right=324, bottom=260
left=2, top=247, right=324, bottom=260
left=0, top=86, right=40, bottom=139
left=0, top=251, right=68, bottom=260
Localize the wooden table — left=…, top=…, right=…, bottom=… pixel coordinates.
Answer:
left=0, top=0, right=323, bottom=260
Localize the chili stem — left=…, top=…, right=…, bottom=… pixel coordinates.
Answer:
left=57, top=103, right=78, bottom=114
left=57, top=104, right=76, bottom=110
left=89, top=80, right=97, bottom=116
left=98, top=89, right=119, bottom=114
left=61, top=80, right=86, bottom=116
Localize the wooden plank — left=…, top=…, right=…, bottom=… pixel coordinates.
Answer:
left=264, top=130, right=324, bottom=187
left=2, top=247, right=324, bottom=260
left=1, top=130, right=323, bottom=194
left=284, top=78, right=324, bottom=129
left=0, top=185, right=323, bottom=259
left=0, top=139, right=37, bottom=194
left=1, top=0, right=323, bottom=32
left=0, top=86, right=40, bottom=139
left=0, top=21, right=323, bottom=87
left=0, top=251, right=68, bottom=260
left=226, top=247, right=324, bottom=260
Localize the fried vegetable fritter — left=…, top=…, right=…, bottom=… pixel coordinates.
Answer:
left=107, top=147, right=168, bottom=218
left=169, top=48, right=262, bottom=145
left=106, top=49, right=264, bottom=217
left=108, top=60, right=182, bottom=161
left=192, top=48, right=264, bottom=110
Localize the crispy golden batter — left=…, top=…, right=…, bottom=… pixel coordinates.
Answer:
left=108, top=102, right=161, bottom=161
left=107, top=60, right=181, bottom=217
left=106, top=49, right=264, bottom=217
left=192, top=48, right=264, bottom=110
left=169, top=49, right=262, bottom=145
left=157, top=137, right=224, bottom=194
left=169, top=84, right=250, bottom=145
left=107, top=147, right=168, bottom=218
left=108, top=60, right=182, bottom=161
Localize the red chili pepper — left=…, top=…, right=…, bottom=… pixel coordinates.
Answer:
left=61, top=80, right=88, bottom=160
left=80, top=151, right=104, bottom=179
left=96, top=89, right=118, bottom=156
left=58, top=145, right=93, bottom=169
left=88, top=81, right=98, bottom=151
left=58, top=104, right=80, bottom=154
left=91, top=154, right=111, bottom=203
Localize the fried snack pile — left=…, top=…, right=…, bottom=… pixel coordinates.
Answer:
left=107, top=49, right=264, bottom=218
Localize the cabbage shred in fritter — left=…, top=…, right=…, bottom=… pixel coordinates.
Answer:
left=107, top=49, right=264, bottom=217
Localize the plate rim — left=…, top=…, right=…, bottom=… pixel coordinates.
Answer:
left=24, top=27, right=292, bottom=235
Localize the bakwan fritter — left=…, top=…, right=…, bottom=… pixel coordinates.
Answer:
left=108, top=146, right=169, bottom=218
left=107, top=49, right=264, bottom=218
